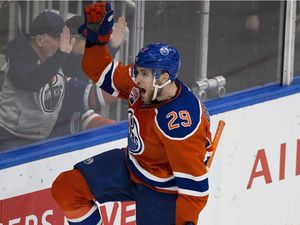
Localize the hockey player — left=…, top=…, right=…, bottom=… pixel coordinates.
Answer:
left=51, top=2, right=213, bottom=225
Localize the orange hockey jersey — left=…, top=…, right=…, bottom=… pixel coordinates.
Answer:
left=82, top=44, right=213, bottom=225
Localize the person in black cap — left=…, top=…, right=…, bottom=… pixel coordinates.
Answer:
left=30, top=11, right=66, bottom=37
left=30, top=11, right=73, bottom=61
left=0, top=11, right=73, bottom=150
left=0, top=11, right=118, bottom=151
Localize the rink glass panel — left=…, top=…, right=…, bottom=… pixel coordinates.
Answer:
left=294, top=1, right=300, bottom=78
left=0, top=1, right=288, bottom=151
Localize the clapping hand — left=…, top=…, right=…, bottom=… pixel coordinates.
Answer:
left=110, top=16, right=127, bottom=48
left=59, top=26, right=75, bottom=54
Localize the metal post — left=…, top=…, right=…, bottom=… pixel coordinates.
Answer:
left=282, top=0, right=296, bottom=85
left=132, top=0, right=144, bottom=56
left=59, top=1, right=69, bottom=20
left=39, top=1, right=46, bottom=13
left=192, top=0, right=226, bottom=100
left=77, top=1, right=82, bottom=15
left=115, top=1, right=130, bottom=121
left=47, top=0, right=53, bottom=11
left=8, top=2, right=18, bottom=41
left=32, top=1, right=40, bottom=20
left=25, top=0, right=30, bottom=33
left=195, top=0, right=210, bottom=81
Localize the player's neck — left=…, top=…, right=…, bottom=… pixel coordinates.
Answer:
left=156, top=81, right=178, bottom=101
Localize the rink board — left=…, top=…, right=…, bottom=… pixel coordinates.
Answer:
left=1, top=77, right=300, bottom=225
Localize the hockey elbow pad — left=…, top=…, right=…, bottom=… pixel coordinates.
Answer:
left=78, top=1, right=114, bottom=45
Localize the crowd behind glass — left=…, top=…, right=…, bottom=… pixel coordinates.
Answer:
left=0, top=1, right=299, bottom=151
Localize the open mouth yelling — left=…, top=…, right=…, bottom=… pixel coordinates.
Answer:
left=139, top=88, right=146, bottom=96
left=138, top=87, right=149, bottom=103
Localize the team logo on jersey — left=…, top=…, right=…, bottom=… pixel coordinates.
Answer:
left=39, top=73, right=65, bottom=113
left=129, top=87, right=140, bottom=105
left=128, top=109, right=144, bottom=154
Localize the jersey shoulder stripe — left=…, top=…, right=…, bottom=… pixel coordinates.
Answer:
left=96, top=61, right=119, bottom=97
left=155, top=82, right=202, bottom=140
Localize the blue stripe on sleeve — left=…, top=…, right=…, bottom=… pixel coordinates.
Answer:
left=99, top=62, right=115, bottom=95
left=175, top=177, right=209, bottom=193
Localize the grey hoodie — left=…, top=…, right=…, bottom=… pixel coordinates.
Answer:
left=0, top=35, right=68, bottom=139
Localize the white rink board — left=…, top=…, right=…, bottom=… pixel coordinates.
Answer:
left=1, top=91, right=300, bottom=225
left=201, top=93, right=300, bottom=225
left=0, top=139, right=127, bottom=200
left=0, top=139, right=129, bottom=225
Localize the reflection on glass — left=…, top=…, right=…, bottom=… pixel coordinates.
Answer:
left=144, top=1, right=282, bottom=93
left=208, top=1, right=282, bottom=93
left=0, top=1, right=287, bottom=152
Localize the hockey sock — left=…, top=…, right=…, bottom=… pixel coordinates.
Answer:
left=66, top=204, right=102, bottom=225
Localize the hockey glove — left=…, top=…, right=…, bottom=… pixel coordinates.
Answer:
left=78, top=1, right=114, bottom=45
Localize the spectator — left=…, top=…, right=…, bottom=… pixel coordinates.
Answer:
left=0, top=11, right=116, bottom=151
